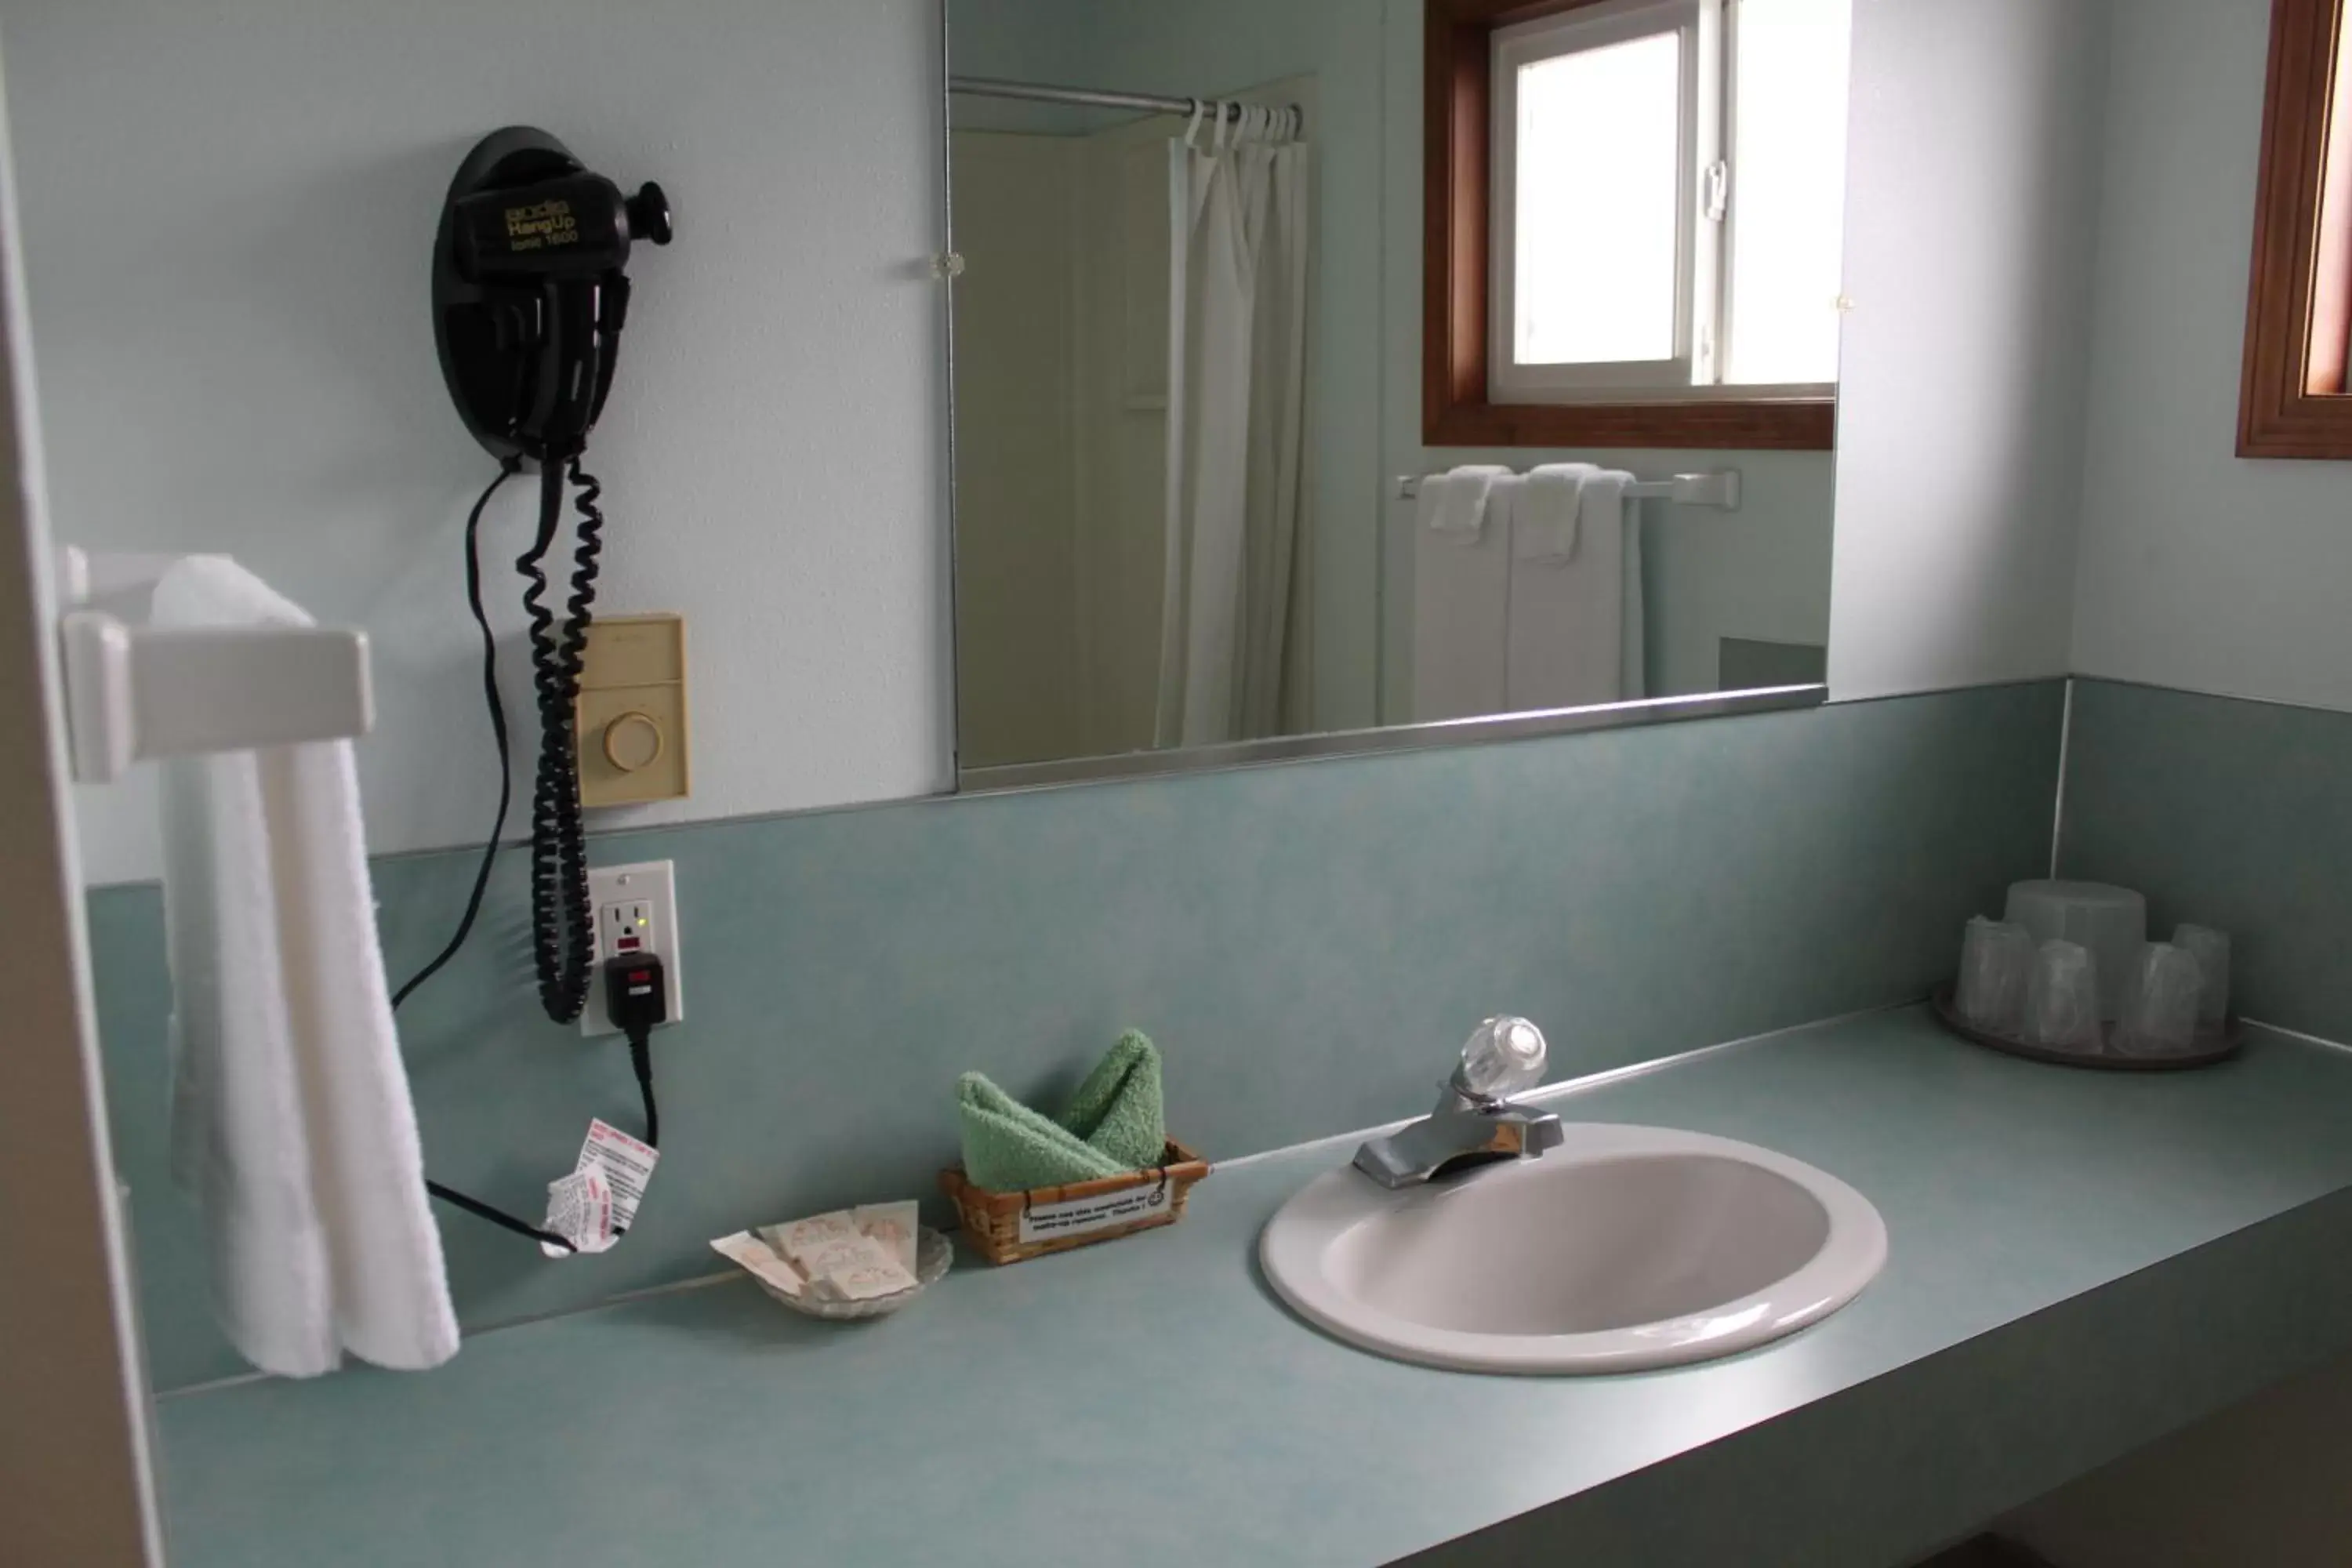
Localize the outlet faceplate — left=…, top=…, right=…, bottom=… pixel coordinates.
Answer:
left=580, top=859, right=683, bottom=1038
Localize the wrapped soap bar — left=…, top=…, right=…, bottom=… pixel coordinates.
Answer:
left=801, top=1233, right=918, bottom=1301
left=762, top=1210, right=860, bottom=1265
left=855, top=1202, right=920, bottom=1273
left=710, top=1231, right=807, bottom=1299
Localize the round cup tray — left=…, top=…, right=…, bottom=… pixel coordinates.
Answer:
left=1930, top=985, right=2242, bottom=1072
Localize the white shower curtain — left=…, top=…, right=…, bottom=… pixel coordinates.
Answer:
left=1154, top=105, right=1311, bottom=749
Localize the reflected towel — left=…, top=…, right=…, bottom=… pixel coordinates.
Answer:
left=1515, top=463, right=1595, bottom=564
left=1506, top=470, right=1646, bottom=710
left=1422, top=465, right=1514, bottom=540
left=1412, top=473, right=1514, bottom=720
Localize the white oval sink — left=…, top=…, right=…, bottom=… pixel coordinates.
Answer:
left=1259, top=1124, right=1887, bottom=1374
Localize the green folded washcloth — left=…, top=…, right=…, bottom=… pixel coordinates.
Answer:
left=956, top=1073, right=1128, bottom=1192
left=1060, top=1030, right=1166, bottom=1171
left=956, top=1032, right=1168, bottom=1192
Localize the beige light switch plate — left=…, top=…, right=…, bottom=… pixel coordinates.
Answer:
left=575, top=613, right=690, bottom=808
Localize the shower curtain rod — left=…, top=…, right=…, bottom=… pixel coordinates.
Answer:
left=949, top=74, right=1298, bottom=125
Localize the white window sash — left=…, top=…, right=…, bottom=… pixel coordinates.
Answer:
left=1489, top=0, right=1723, bottom=404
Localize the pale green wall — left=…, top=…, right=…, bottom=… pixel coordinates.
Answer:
left=96, top=682, right=2061, bottom=1393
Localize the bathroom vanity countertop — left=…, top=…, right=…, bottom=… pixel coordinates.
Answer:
left=154, top=1007, right=2352, bottom=1567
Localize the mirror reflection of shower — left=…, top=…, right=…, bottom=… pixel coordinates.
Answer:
left=949, top=73, right=1314, bottom=771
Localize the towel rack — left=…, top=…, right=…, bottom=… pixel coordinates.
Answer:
left=1394, top=469, right=1742, bottom=510
left=56, top=547, right=375, bottom=784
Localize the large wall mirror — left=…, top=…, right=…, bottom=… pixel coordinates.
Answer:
left=945, top=0, right=1852, bottom=788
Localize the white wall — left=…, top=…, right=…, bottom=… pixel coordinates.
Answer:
left=2068, top=0, right=2352, bottom=713
left=1825, top=0, right=2110, bottom=701
left=2, top=0, right=950, bottom=887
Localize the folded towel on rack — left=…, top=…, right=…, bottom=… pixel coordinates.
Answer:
left=1414, top=470, right=1513, bottom=720
left=154, top=557, right=457, bottom=1380
left=1422, top=465, right=1514, bottom=542
left=1506, top=470, right=1646, bottom=710
left=1516, top=463, right=1595, bottom=563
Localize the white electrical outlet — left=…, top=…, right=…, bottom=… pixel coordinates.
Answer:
left=580, top=859, right=684, bottom=1038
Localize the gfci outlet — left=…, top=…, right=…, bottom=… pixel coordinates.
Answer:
left=580, top=859, right=684, bottom=1038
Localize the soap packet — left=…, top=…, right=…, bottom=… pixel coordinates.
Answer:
left=713, top=1200, right=924, bottom=1300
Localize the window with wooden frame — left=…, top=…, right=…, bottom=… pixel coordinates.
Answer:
left=1425, top=0, right=1850, bottom=450
left=2241, top=0, right=2352, bottom=457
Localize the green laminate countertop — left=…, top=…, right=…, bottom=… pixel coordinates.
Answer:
left=153, top=1007, right=2352, bottom=1568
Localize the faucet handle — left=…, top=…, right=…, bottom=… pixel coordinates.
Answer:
left=1455, top=1016, right=1548, bottom=1100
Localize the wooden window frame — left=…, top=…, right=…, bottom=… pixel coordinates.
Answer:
left=1424, top=0, right=1837, bottom=451
left=2241, top=0, right=2352, bottom=457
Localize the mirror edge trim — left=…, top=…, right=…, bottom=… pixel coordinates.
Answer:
left=956, top=684, right=1827, bottom=796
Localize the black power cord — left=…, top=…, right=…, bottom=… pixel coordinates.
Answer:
left=605, top=954, right=666, bottom=1149
left=516, top=456, right=604, bottom=1025
left=397, top=459, right=578, bottom=1254
left=604, top=954, right=665, bottom=1239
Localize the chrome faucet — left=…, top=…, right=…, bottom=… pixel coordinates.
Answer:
left=1353, top=1017, right=1563, bottom=1189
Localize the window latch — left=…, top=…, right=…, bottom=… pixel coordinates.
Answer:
left=1704, top=160, right=1730, bottom=223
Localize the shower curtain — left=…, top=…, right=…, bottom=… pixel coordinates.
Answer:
left=1154, top=105, right=1311, bottom=750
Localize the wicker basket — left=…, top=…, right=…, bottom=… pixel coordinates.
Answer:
left=939, top=1140, right=1209, bottom=1265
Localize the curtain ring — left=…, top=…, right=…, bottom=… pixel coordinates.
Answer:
left=1213, top=100, right=1231, bottom=152
left=1184, top=97, right=1206, bottom=149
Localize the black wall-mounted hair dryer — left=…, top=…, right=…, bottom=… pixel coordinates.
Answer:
left=430, top=129, right=673, bottom=1028
left=434, top=127, right=671, bottom=464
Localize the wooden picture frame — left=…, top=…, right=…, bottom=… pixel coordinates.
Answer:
left=2239, top=0, right=2352, bottom=458
left=1421, top=0, right=1838, bottom=452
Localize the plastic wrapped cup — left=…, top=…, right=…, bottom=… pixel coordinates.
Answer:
left=1955, top=916, right=2034, bottom=1035
left=2004, top=881, right=2146, bottom=1021
left=2117, top=942, right=2204, bottom=1058
left=2172, top=925, right=2231, bottom=1026
left=2024, top=940, right=2103, bottom=1052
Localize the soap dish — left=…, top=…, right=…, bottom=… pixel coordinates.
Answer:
left=1930, top=985, right=2243, bottom=1072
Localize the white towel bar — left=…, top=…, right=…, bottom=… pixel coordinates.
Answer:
left=57, top=547, right=374, bottom=784
left=1394, top=470, right=1742, bottom=510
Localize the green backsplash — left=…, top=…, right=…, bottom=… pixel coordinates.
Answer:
left=2060, top=678, right=2352, bottom=1045
left=92, top=683, right=2063, bottom=1392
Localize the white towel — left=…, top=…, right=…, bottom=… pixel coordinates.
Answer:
left=1515, top=463, right=1595, bottom=564
left=154, top=557, right=458, bottom=1379
left=1506, top=470, right=1646, bottom=710
left=1412, top=472, right=1514, bottom=720
left=1422, top=465, right=1514, bottom=541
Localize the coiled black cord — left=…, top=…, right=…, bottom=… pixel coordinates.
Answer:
left=516, top=456, right=604, bottom=1024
